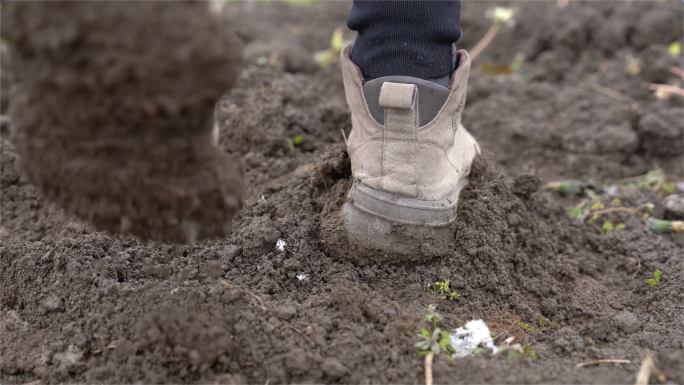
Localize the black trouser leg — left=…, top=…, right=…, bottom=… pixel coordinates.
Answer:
left=347, top=0, right=462, bottom=85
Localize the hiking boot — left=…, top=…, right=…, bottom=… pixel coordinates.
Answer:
left=339, top=45, right=480, bottom=254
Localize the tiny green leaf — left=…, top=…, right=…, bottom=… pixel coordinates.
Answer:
left=661, top=182, right=676, bottom=196
left=566, top=207, right=583, bottom=218
left=602, top=221, right=614, bottom=235
left=293, top=135, right=303, bottom=145
left=649, top=219, right=672, bottom=233
left=669, top=41, right=682, bottom=57
left=439, top=337, right=451, bottom=348
left=507, top=350, right=519, bottom=361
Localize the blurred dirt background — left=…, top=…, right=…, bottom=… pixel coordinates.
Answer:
left=1, top=1, right=683, bottom=384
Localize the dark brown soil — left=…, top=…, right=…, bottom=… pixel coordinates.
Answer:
left=2, top=1, right=245, bottom=243
left=1, top=1, right=683, bottom=384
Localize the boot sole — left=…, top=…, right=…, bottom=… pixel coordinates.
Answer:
left=341, top=178, right=469, bottom=254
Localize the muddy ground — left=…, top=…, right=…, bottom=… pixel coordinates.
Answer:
left=1, top=1, right=683, bottom=384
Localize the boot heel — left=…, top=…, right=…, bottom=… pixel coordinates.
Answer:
left=341, top=178, right=469, bottom=254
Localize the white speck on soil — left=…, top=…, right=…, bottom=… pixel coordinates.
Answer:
left=296, top=274, right=309, bottom=281
left=276, top=239, right=286, bottom=252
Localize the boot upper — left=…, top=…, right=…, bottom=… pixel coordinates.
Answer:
left=340, top=45, right=480, bottom=201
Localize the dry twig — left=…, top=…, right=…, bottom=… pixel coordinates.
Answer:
left=648, top=83, right=684, bottom=97
left=340, top=128, right=348, bottom=148
left=470, top=24, right=500, bottom=60
left=303, top=296, right=331, bottom=308
left=425, top=351, right=434, bottom=385
left=486, top=311, right=524, bottom=344
left=577, top=359, right=631, bottom=368
left=283, top=321, right=314, bottom=345
left=634, top=350, right=653, bottom=385
left=583, top=207, right=648, bottom=222
left=584, top=82, right=630, bottom=101
left=222, top=281, right=267, bottom=311
left=632, top=254, right=642, bottom=280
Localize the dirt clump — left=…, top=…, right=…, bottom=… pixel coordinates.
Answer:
left=1, top=2, right=245, bottom=243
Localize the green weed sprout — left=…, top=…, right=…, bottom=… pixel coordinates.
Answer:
left=546, top=180, right=583, bottom=195
left=427, top=280, right=461, bottom=300
left=602, top=222, right=625, bottom=236
left=416, top=305, right=456, bottom=359
left=495, top=337, right=538, bottom=361
left=314, top=28, right=353, bottom=68
left=286, top=135, right=304, bottom=156
left=519, top=315, right=559, bottom=333
left=648, top=219, right=684, bottom=234
left=645, top=270, right=661, bottom=288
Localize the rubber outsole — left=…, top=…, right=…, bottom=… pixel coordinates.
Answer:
left=341, top=178, right=469, bottom=254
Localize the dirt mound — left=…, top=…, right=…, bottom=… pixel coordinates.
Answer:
left=1, top=1, right=245, bottom=243
left=1, top=1, right=683, bottom=384
left=2, top=145, right=681, bottom=384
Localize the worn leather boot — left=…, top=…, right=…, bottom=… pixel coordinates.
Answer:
left=340, top=45, right=480, bottom=254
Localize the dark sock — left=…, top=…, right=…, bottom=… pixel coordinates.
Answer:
left=347, top=0, right=462, bottom=87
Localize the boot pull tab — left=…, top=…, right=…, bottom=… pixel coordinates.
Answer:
left=378, top=82, right=419, bottom=136
left=379, top=82, right=417, bottom=110
left=378, top=82, right=418, bottom=197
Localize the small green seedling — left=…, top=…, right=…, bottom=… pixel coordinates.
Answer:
left=669, top=41, right=682, bottom=57
left=427, top=280, right=461, bottom=300
left=416, top=305, right=456, bottom=359
left=286, top=135, right=304, bottom=156
left=314, top=28, right=350, bottom=68
left=645, top=270, right=661, bottom=288
left=648, top=219, right=684, bottom=234
left=518, top=322, right=539, bottom=332
left=495, top=337, right=538, bottom=361
left=661, top=182, right=676, bottom=195
left=548, top=180, right=583, bottom=195
left=602, top=222, right=626, bottom=236
left=524, top=344, right=538, bottom=361
left=519, top=315, right=559, bottom=333
left=566, top=207, right=583, bottom=218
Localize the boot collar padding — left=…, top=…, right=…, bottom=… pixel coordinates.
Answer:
left=363, top=75, right=449, bottom=127
left=340, top=45, right=471, bottom=130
